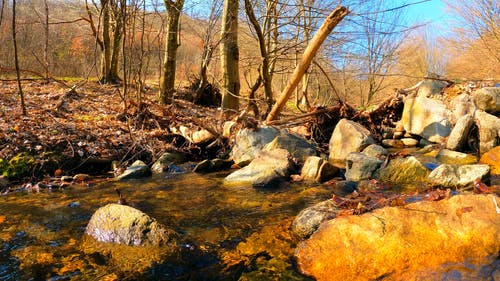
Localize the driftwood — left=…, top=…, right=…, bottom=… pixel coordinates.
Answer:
left=265, top=6, right=349, bottom=123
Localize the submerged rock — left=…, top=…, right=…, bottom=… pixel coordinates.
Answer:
left=85, top=203, right=176, bottom=246
left=116, top=160, right=151, bottom=180
left=345, top=153, right=383, bottom=181
left=292, top=199, right=340, bottom=239
left=328, top=119, right=375, bottom=167
left=436, top=149, right=477, bottom=165
left=428, top=164, right=490, bottom=187
left=301, top=156, right=338, bottom=183
left=295, top=194, right=500, bottom=281
left=479, top=146, right=500, bottom=175
left=377, top=156, right=429, bottom=187
left=231, top=126, right=280, bottom=166
left=225, top=149, right=295, bottom=187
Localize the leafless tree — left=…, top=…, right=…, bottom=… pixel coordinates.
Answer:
left=220, top=0, right=240, bottom=113
left=12, top=0, right=26, bottom=115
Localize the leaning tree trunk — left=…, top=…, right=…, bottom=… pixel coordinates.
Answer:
left=220, top=0, right=240, bottom=114
left=159, top=0, right=184, bottom=105
left=266, top=6, right=349, bottom=123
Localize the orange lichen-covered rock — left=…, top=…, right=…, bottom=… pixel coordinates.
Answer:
left=479, top=146, right=500, bottom=175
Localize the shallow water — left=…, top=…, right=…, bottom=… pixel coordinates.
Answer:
left=0, top=172, right=331, bottom=280
left=0, top=170, right=498, bottom=280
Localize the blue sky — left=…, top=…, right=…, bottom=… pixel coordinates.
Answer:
left=404, top=0, right=449, bottom=27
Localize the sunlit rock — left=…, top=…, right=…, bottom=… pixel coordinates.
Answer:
left=479, top=146, right=500, bottom=175
left=296, top=194, right=500, bottom=281
left=328, top=119, right=375, bottom=168
left=473, top=87, right=500, bottom=114
left=345, top=153, right=383, bottom=181
left=416, top=79, right=448, bottom=97
left=292, top=199, right=340, bottom=239
left=446, top=114, right=474, bottom=151
left=263, top=132, right=317, bottom=164
left=116, top=160, right=151, bottom=180
left=401, top=96, right=452, bottom=143
left=225, top=149, right=295, bottom=187
left=376, top=156, right=428, bottom=187
left=301, top=156, right=338, bottom=183
left=428, top=164, right=489, bottom=187
left=436, top=149, right=477, bottom=165
left=85, top=203, right=176, bottom=246
left=191, top=129, right=215, bottom=144
left=231, top=126, right=280, bottom=166
left=151, top=152, right=188, bottom=174
left=474, top=110, right=500, bottom=154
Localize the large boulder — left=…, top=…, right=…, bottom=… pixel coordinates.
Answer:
left=224, top=149, right=295, bottom=187
left=401, top=96, right=451, bottom=143
left=230, top=126, right=280, bottom=166
left=361, top=144, right=387, bottom=159
left=328, top=119, right=375, bottom=167
left=263, top=132, right=317, bottom=164
left=475, top=110, right=500, bottom=154
left=116, top=160, right=151, bottom=180
left=345, top=153, right=383, bottom=181
left=479, top=146, right=500, bottom=175
left=295, top=194, right=500, bottom=281
left=428, top=164, right=490, bottom=187
left=85, top=204, right=175, bottom=246
left=376, top=156, right=429, bottom=187
left=292, top=199, right=340, bottom=239
left=446, top=114, right=474, bottom=151
left=300, top=156, right=338, bottom=183
left=473, top=87, right=500, bottom=114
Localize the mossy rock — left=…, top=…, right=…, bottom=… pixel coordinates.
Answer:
left=0, top=153, right=35, bottom=178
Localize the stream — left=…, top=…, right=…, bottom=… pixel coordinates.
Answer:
left=0, top=171, right=332, bottom=280
left=0, top=165, right=498, bottom=280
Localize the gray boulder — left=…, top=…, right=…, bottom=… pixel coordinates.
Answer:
left=116, top=160, right=151, bottom=180
left=225, top=148, right=295, bottom=187
left=345, top=153, right=383, bottom=181
left=428, top=164, right=490, bottom=187
left=85, top=203, right=175, bottom=246
left=377, top=156, right=429, bottom=187
left=301, top=156, right=338, bottom=183
left=401, top=96, right=452, bottom=143
left=231, top=126, right=280, bottom=166
left=328, top=119, right=375, bottom=167
left=446, top=114, right=474, bottom=151
left=362, top=144, right=387, bottom=159
left=450, top=94, right=476, bottom=123
left=473, top=87, right=500, bottom=114
left=475, top=110, right=500, bottom=154
left=151, top=152, right=188, bottom=174
left=263, top=132, right=317, bottom=164
left=292, top=199, right=340, bottom=239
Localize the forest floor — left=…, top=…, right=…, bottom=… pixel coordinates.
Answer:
left=0, top=79, right=227, bottom=184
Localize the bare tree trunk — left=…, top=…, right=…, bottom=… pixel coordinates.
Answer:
left=43, top=0, right=49, bottom=79
left=266, top=6, right=349, bottom=123
left=220, top=0, right=240, bottom=114
left=12, top=0, right=26, bottom=115
left=101, top=0, right=112, bottom=82
left=109, top=0, right=124, bottom=83
left=244, top=0, right=273, bottom=115
left=159, top=0, right=184, bottom=104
